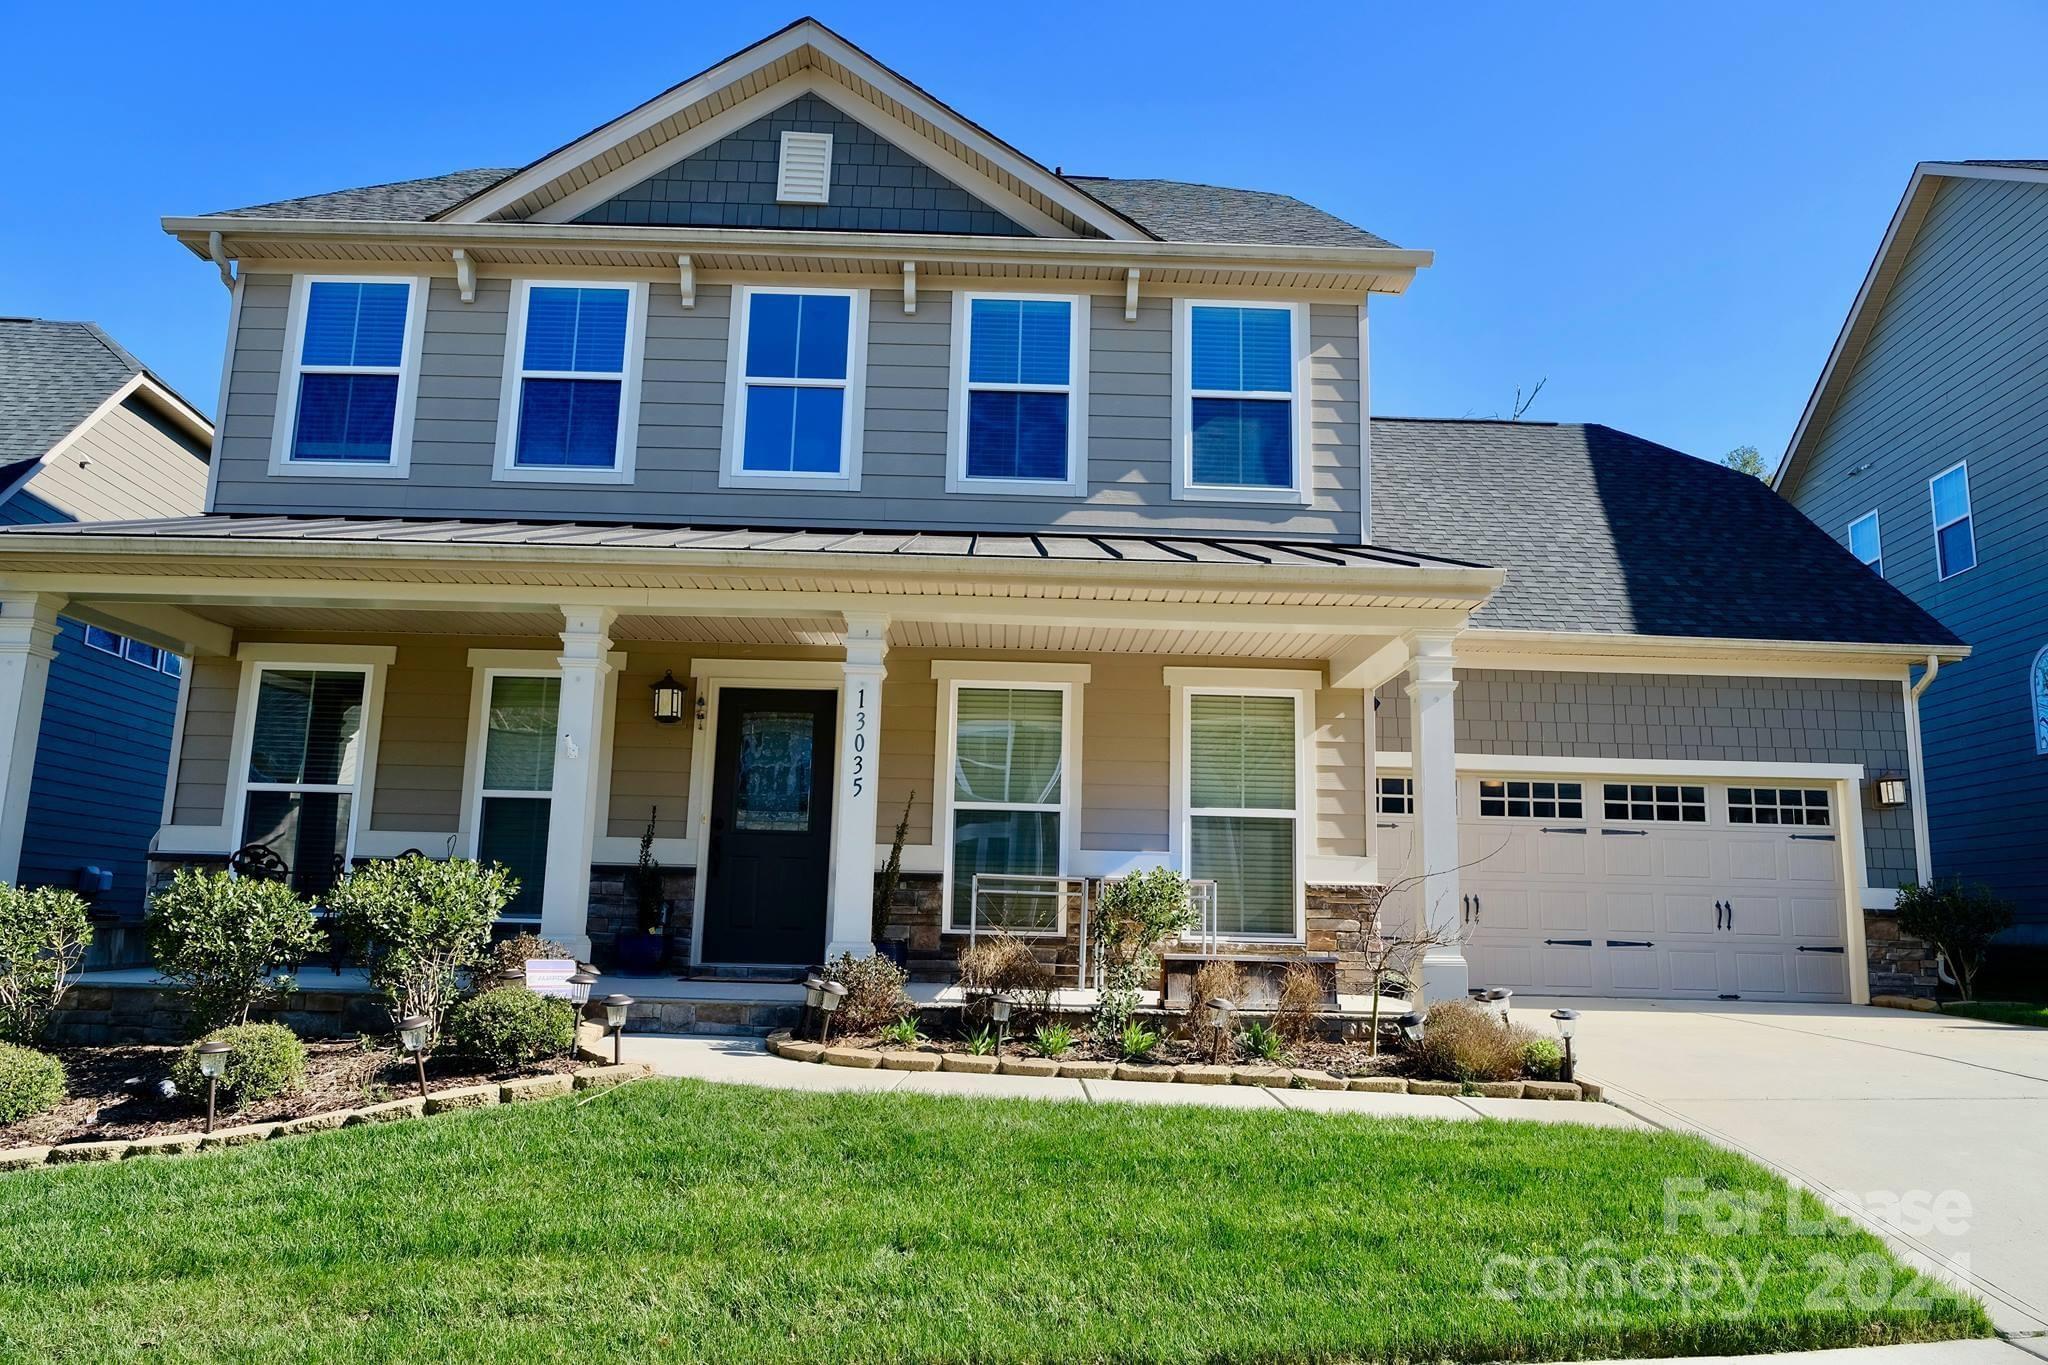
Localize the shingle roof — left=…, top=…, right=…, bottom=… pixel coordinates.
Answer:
left=207, top=166, right=1392, bottom=247
left=1370, top=418, right=1961, bottom=648
left=0, top=319, right=147, bottom=465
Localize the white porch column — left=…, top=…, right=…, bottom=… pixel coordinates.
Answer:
left=1404, top=630, right=1467, bottom=1006
left=0, top=594, right=62, bottom=883
left=826, top=613, right=889, bottom=960
left=541, top=606, right=615, bottom=960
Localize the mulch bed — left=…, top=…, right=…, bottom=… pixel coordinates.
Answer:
left=830, top=1025, right=1412, bottom=1077
left=5, top=1042, right=577, bottom=1149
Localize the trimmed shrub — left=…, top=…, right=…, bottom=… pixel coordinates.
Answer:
left=822, top=951, right=912, bottom=1035
left=1895, top=879, right=2015, bottom=1001
left=1409, top=1001, right=1534, bottom=1084
left=172, top=1023, right=308, bottom=1107
left=146, top=869, right=323, bottom=1034
left=446, top=987, right=576, bottom=1070
left=0, top=883, right=93, bottom=1045
left=0, top=1042, right=65, bottom=1124
left=1522, top=1037, right=1565, bottom=1081
left=327, top=856, right=514, bottom=1033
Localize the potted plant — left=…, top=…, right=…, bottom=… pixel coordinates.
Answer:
left=872, top=793, right=914, bottom=968
left=615, top=809, right=668, bottom=975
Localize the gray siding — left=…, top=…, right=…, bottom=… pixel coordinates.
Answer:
left=574, top=93, right=1028, bottom=236
left=1783, top=173, right=2048, bottom=926
left=209, top=273, right=1361, bottom=538
left=1376, top=669, right=1916, bottom=890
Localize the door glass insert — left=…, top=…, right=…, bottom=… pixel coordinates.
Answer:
left=735, top=711, right=815, bottom=831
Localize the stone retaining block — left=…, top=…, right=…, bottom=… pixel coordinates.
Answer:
left=1407, top=1080, right=1462, bottom=1097
left=1057, top=1060, right=1115, bottom=1080
left=0, top=1146, right=51, bottom=1170
left=424, top=1085, right=500, bottom=1114
left=501, top=1074, right=575, bottom=1103
left=999, top=1056, right=1058, bottom=1077
left=125, top=1132, right=204, bottom=1156
left=1113, top=1063, right=1174, bottom=1083
left=274, top=1111, right=350, bottom=1136
left=45, top=1140, right=127, bottom=1163
left=822, top=1047, right=881, bottom=1070
left=1346, top=1076, right=1405, bottom=1092
left=572, top=1063, right=649, bottom=1090
left=200, top=1124, right=278, bottom=1149
left=346, top=1097, right=428, bottom=1124
left=939, top=1054, right=998, bottom=1074
left=1233, top=1067, right=1291, bottom=1088
left=880, top=1050, right=940, bottom=1072
left=1175, top=1065, right=1231, bottom=1085
left=1293, top=1069, right=1346, bottom=1090
left=1471, top=1081, right=1524, bottom=1099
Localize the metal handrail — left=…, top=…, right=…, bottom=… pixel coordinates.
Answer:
left=966, top=873, right=1083, bottom=946
left=1085, top=876, right=1220, bottom=991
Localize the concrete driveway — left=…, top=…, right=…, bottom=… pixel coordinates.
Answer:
left=1510, top=998, right=2048, bottom=1335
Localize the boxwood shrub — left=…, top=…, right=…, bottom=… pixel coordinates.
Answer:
left=446, top=987, right=575, bottom=1070
left=0, top=1042, right=65, bottom=1124
left=171, top=1023, right=308, bottom=1107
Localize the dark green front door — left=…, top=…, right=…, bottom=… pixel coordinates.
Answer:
left=700, top=689, right=836, bottom=964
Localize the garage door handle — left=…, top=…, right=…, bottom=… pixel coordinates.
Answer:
left=1789, top=834, right=1836, bottom=842
left=1377, top=821, right=1399, bottom=829
left=1798, top=945, right=1845, bottom=954
left=1543, top=938, right=1592, bottom=947
left=1472, top=894, right=1481, bottom=922
left=1606, top=938, right=1654, bottom=948
left=1600, top=828, right=1647, bottom=836
left=1715, top=900, right=1726, bottom=930
left=1541, top=825, right=1587, bottom=834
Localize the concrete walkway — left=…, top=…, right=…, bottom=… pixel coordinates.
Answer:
left=619, top=1032, right=1650, bottom=1126
left=1513, top=997, right=2048, bottom=1337
left=1556, top=1341, right=2039, bottom=1365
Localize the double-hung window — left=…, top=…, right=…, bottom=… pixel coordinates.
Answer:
left=470, top=672, right=561, bottom=921
left=725, top=286, right=866, bottom=489
left=1183, top=689, right=1305, bottom=939
left=497, top=281, right=644, bottom=482
left=1176, top=300, right=1305, bottom=502
left=237, top=667, right=370, bottom=898
left=949, top=293, right=1087, bottom=493
left=1929, top=462, right=1977, bottom=579
left=1848, top=511, right=1883, bottom=577
left=274, top=276, right=425, bottom=475
left=943, top=683, right=1070, bottom=934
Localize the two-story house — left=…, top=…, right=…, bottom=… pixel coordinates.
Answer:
left=0, top=318, right=211, bottom=945
left=1777, top=159, right=2048, bottom=980
left=0, top=20, right=1960, bottom=1006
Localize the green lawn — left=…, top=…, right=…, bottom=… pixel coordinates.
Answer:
left=1944, top=1000, right=2048, bottom=1028
left=0, top=1079, right=1985, bottom=1363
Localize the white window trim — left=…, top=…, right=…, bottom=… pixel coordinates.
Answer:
left=492, top=278, right=648, bottom=485
left=224, top=648, right=394, bottom=879
left=720, top=284, right=869, bottom=492
left=1847, top=509, right=1883, bottom=577
left=459, top=663, right=563, bottom=923
left=269, top=273, right=429, bottom=479
left=1928, top=459, right=1977, bottom=581
left=934, top=669, right=1084, bottom=937
left=1169, top=297, right=1312, bottom=506
left=1165, top=668, right=1315, bottom=944
left=945, top=290, right=1090, bottom=496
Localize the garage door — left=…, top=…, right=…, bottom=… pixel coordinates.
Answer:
left=1377, top=774, right=1851, bottom=1002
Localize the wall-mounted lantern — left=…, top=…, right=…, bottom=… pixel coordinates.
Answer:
left=1874, top=773, right=1909, bottom=808
left=651, top=671, right=687, bottom=725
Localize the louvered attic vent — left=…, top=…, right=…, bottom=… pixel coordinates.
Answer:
left=776, top=131, right=833, bottom=204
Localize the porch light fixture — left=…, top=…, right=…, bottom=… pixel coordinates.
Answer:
left=802, top=975, right=826, bottom=1039
left=397, top=1014, right=433, bottom=1098
left=196, top=1041, right=232, bottom=1134
left=818, top=980, right=847, bottom=1044
left=1550, top=1009, right=1580, bottom=1082
left=1205, top=997, right=1235, bottom=1064
left=651, top=671, right=687, bottom=725
left=1875, top=773, right=1908, bottom=808
left=1398, top=1012, right=1426, bottom=1046
left=602, top=994, right=635, bottom=1066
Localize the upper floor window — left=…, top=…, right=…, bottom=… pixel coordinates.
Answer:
left=948, top=293, right=1088, bottom=495
left=1929, top=461, right=1977, bottom=579
left=1174, top=301, right=1306, bottom=504
left=272, top=276, right=425, bottom=477
left=723, top=286, right=867, bottom=491
left=496, top=281, right=645, bottom=484
left=2032, top=646, right=2048, bottom=756
left=1848, top=511, right=1883, bottom=577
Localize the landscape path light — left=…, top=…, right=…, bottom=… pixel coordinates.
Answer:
left=1487, top=988, right=1514, bottom=1026
left=1398, top=1012, right=1426, bottom=1046
left=196, top=1040, right=232, bottom=1134
left=500, top=963, right=528, bottom=989
left=818, top=980, right=847, bottom=1044
left=990, top=994, right=1012, bottom=1052
left=802, top=975, right=825, bottom=1039
left=1205, top=996, right=1236, bottom=1064
left=602, top=994, right=636, bottom=1066
left=397, top=1014, right=433, bottom=1098
left=1550, top=1008, right=1580, bottom=1083
left=566, top=969, right=598, bottom=1007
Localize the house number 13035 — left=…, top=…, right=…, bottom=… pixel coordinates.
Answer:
left=849, top=685, right=867, bottom=796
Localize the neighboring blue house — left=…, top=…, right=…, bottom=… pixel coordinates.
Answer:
left=1777, top=160, right=2048, bottom=959
left=0, top=319, right=211, bottom=929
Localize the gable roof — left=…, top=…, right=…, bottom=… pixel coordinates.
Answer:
left=1371, top=417, right=1961, bottom=649
left=0, top=319, right=151, bottom=465
left=1775, top=159, right=2048, bottom=495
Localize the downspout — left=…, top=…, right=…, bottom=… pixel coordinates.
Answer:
left=1903, top=653, right=1939, bottom=886
left=206, top=231, right=236, bottom=291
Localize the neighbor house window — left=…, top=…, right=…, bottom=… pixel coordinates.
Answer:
left=1929, top=462, right=1977, bottom=579
left=1848, top=511, right=1883, bottom=576
left=1376, top=776, right=1414, bottom=815
left=950, top=293, right=1087, bottom=493
left=497, top=281, right=644, bottom=482
left=1603, top=783, right=1707, bottom=823
left=238, top=668, right=369, bottom=898
left=1176, top=301, right=1303, bottom=500
left=1185, top=692, right=1302, bottom=938
left=725, top=286, right=866, bottom=488
left=1480, top=779, right=1584, bottom=820
left=1728, top=787, right=1830, bottom=827
left=470, top=673, right=560, bottom=921
left=2032, top=646, right=2048, bottom=755
left=81, top=623, right=180, bottom=675
left=274, top=276, right=424, bottom=474
left=945, top=685, right=1067, bottom=934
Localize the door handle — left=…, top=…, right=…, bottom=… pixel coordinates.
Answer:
left=1461, top=894, right=1471, bottom=923
left=1377, top=821, right=1400, bottom=830
left=1472, top=894, right=1481, bottom=922
left=1600, top=828, right=1647, bottom=837
left=1725, top=901, right=1734, bottom=931
left=1789, top=833, right=1836, bottom=842
left=1798, top=945, right=1846, bottom=954
left=1543, top=938, right=1593, bottom=947
left=1715, top=900, right=1726, bottom=930
left=1541, top=826, right=1587, bottom=834
left=1606, top=939, right=1654, bottom=948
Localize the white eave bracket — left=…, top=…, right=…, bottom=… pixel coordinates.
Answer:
left=677, top=255, right=695, bottom=309
left=207, top=231, right=236, bottom=291
left=902, top=261, right=917, bottom=314
left=1125, top=267, right=1140, bottom=322
left=452, top=249, right=476, bottom=304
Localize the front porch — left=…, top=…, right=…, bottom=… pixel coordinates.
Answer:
left=0, top=517, right=1504, bottom=1002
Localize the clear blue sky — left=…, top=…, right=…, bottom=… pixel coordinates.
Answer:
left=4, top=1, right=2044, bottom=471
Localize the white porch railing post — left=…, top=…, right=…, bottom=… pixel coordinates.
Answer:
left=825, top=613, right=888, bottom=961
left=1404, top=630, right=1467, bottom=1006
left=0, top=594, right=63, bottom=883
left=541, top=606, right=615, bottom=961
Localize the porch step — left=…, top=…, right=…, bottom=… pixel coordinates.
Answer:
left=622, top=997, right=801, bottom=1038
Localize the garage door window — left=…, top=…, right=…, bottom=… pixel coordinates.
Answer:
left=1603, top=783, right=1706, bottom=823
left=1728, top=787, right=1830, bottom=827
left=1478, top=779, right=1582, bottom=819
left=1376, top=776, right=1413, bottom=814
